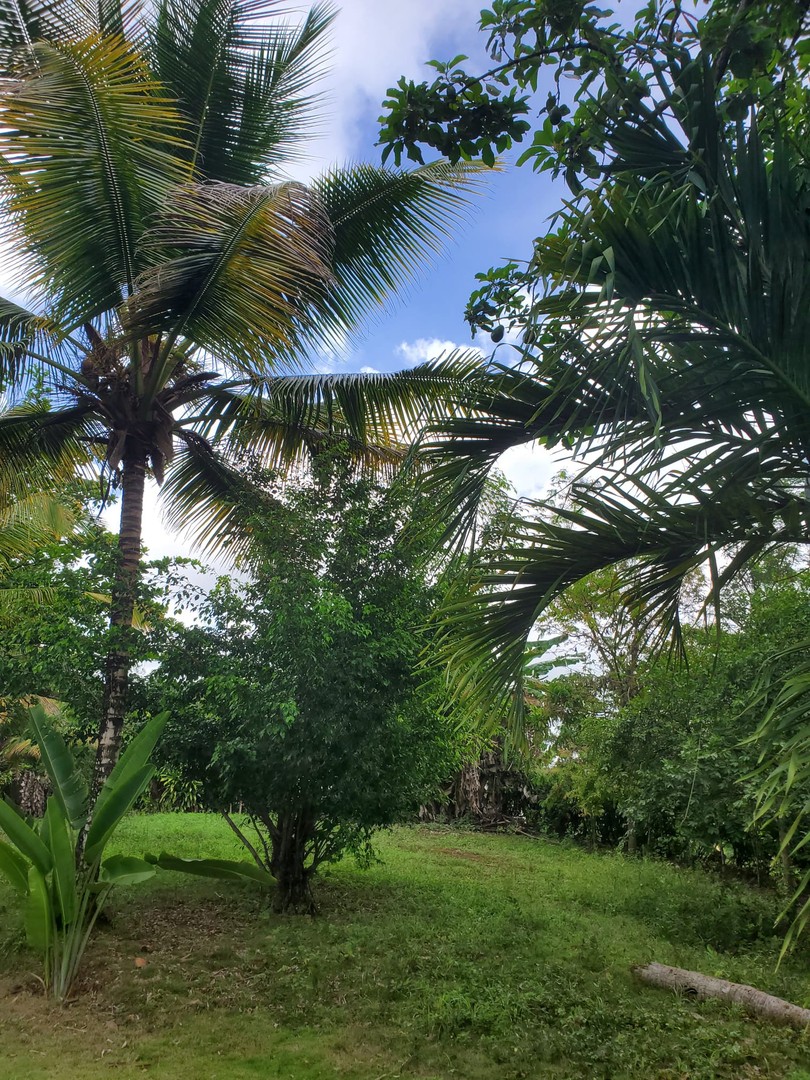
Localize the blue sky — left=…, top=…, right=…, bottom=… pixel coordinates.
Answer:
left=284, top=0, right=566, bottom=509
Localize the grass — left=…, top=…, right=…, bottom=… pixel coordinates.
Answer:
left=0, top=815, right=809, bottom=1079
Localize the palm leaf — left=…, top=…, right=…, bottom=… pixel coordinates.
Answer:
left=436, top=476, right=810, bottom=722
left=0, top=0, right=89, bottom=71
left=0, top=34, right=188, bottom=325
left=310, top=162, right=488, bottom=339
left=165, top=356, right=485, bottom=559
left=149, top=0, right=334, bottom=181
left=130, top=179, right=333, bottom=374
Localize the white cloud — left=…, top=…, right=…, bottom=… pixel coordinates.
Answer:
left=497, top=442, right=558, bottom=502
left=360, top=365, right=380, bottom=373
left=396, top=336, right=471, bottom=367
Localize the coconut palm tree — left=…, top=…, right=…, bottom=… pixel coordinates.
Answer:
left=0, top=0, right=485, bottom=793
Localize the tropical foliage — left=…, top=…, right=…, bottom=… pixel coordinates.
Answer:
left=0, top=705, right=165, bottom=999
left=0, top=0, right=485, bottom=796
left=379, top=0, right=810, bottom=939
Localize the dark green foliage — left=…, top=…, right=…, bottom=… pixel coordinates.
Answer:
left=150, top=463, right=464, bottom=909
left=379, top=3, right=810, bottom=946
left=379, top=1, right=809, bottom=180
left=535, top=561, right=810, bottom=890
left=0, top=516, right=190, bottom=741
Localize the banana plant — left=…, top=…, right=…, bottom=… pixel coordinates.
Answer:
left=0, top=705, right=166, bottom=1000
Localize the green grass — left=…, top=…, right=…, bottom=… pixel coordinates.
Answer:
left=1, top=816, right=809, bottom=1079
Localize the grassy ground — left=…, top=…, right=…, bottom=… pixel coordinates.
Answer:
left=0, top=816, right=809, bottom=1079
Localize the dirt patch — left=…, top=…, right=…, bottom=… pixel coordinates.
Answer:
left=435, top=847, right=496, bottom=863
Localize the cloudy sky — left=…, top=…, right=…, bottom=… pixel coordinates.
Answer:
left=4, top=1, right=577, bottom=558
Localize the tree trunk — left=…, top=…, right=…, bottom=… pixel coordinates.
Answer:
left=633, top=962, right=810, bottom=1029
left=626, top=821, right=638, bottom=855
left=11, top=770, right=48, bottom=817
left=270, top=809, right=317, bottom=914
left=92, top=444, right=147, bottom=795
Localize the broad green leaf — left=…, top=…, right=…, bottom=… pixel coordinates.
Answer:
left=0, top=797, right=52, bottom=875
left=0, top=839, right=29, bottom=894
left=145, top=852, right=272, bottom=887
left=99, top=854, right=156, bottom=887
left=43, top=798, right=76, bottom=925
left=84, top=764, right=155, bottom=864
left=28, top=704, right=87, bottom=830
left=24, top=866, right=52, bottom=955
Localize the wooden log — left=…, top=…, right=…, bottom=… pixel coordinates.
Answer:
left=632, top=962, right=810, bottom=1029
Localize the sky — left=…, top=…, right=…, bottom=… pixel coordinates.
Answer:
left=2, top=0, right=578, bottom=562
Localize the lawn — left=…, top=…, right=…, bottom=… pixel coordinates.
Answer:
left=0, top=816, right=809, bottom=1079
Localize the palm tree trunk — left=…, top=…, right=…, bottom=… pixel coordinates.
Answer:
left=92, top=442, right=147, bottom=795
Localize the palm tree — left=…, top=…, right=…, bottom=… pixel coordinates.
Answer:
left=0, top=0, right=485, bottom=792
left=420, top=48, right=810, bottom=903
left=424, top=36, right=810, bottom=674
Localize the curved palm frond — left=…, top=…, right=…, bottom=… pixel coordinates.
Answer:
left=166, top=354, right=487, bottom=558
left=131, top=179, right=334, bottom=374
left=0, top=487, right=78, bottom=569
left=427, top=57, right=810, bottom=696
left=0, top=34, right=188, bottom=325
left=160, top=432, right=284, bottom=560
left=0, top=295, right=70, bottom=388
left=311, top=161, right=489, bottom=339
left=149, top=0, right=334, bottom=181
left=0, top=402, right=101, bottom=500
left=192, top=352, right=486, bottom=447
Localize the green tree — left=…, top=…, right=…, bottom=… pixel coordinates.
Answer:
left=379, top=2, right=810, bottom=921
left=0, top=513, right=186, bottom=739
left=540, top=560, right=810, bottom=884
left=0, top=0, right=484, bottom=797
left=148, top=462, right=463, bottom=911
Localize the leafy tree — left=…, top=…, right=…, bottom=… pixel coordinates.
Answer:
left=379, top=2, right=810, bottom=930
left=0, top=509, right=186, bottom=740
left=539, top=562, right=810, bottom=888
left=148, top=462, right=464, bottom=911
left=0, top=0, right=485, bottom=797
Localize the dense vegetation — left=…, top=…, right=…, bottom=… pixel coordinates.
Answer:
left=2, top=0, right=810, bottom=1073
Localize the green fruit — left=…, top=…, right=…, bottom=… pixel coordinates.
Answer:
left=490, top=325, right=505, bottom=343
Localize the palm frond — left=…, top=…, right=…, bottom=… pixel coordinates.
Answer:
left=436, top=477, right=810, bottom=723
left=160, top=432, right=282, bottom=560
left=131, top=179, right=334, bottom=374
left=0, top=0, right=90, bottom=71
left=0, top=402, right=100, bottom=499
left=0, top=487, right=77, bottom=568
left=0, top=34, right=188, bottom=325
left=149, top=0, right=334, bottom=181
left=0, top=295, right=70, bottom=388
left=192, top=354, right=487, bottom=452
left=310, top=161, right=488, bottom=339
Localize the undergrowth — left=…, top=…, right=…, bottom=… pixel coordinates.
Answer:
left=0, top=816, right=808, bottom=1079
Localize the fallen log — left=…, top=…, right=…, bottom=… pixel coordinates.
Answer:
left=632, top=962, right=810, bottom=1029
